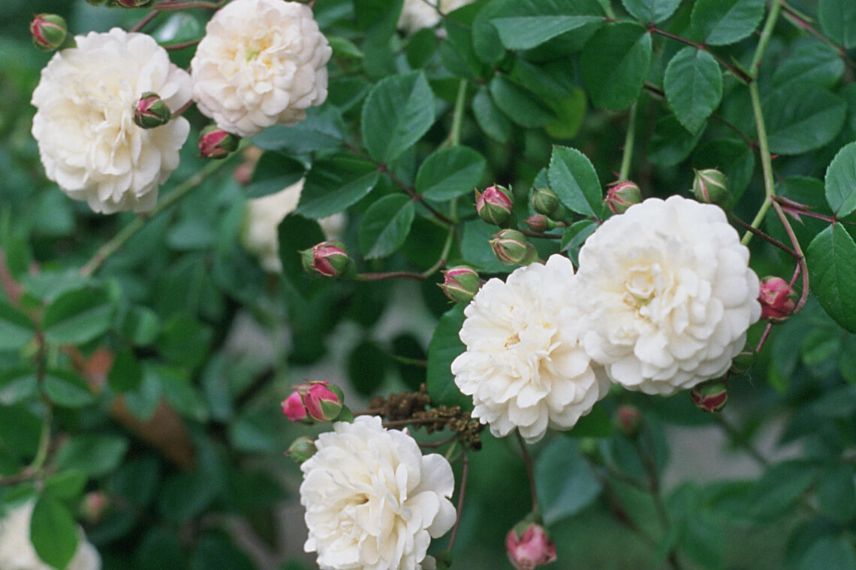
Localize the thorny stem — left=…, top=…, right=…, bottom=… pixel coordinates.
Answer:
left=751, top=0, right=784, bottom=78
left=771, top=200, right=810, bottom=314
left=81, top=155, right=236, bottom=277
left=755, top=322, right=774, bottom=353
left=728, top=214, right=797, bottom=257
left=446, top=453, right=470, bottom=552
left=618, top=103, right=637, bottom=181
left=517, top=433, right=539, bottom=517
left=741, top=82, right=776, bottom=246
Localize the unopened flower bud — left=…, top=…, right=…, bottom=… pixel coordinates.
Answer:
left=476, top=185, right=514, bottom=226
left=690, top=381, right=728, bottom=413
left=133, top=92, right=172, bottom=129
left=730, top=351, right=755, bottom=374
left=605, top=180, right=642, bottom=215
left=506, top=522, right=557, bottom=570
left=282, top=380, right=346, bottom=423
left=80, top=492, right=109, bottom=524
left=693, top=169, right=731, bottom=207
left=30, top=14, right=67, bottom=51
left=615, top=404, right=642, bottom=438
left=439, top=266, right=481, bottom=304
left=281, top=391, right=308, bottom=422
left=287, top=436, right=317, bottom=464
left=489, top=229, right=537, bottom=266
left=198, top=125, right=240, bottom=159
left=531, top=187, right=560, bottom=217
left=525, top=214, right=559, bottom=233
left=300, top=241, right=351, bottom=278
left=759, top=276, right=796, bottom=322
left=115, top=0, right=154, bottom=7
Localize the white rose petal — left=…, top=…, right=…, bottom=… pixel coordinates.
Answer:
left=191, top=0, right=332, bottom=137
left=0, top=502, right=100, bottom=570
left=398, top=0, right=475, bottom=34
left=241, top=179, right=345, bottom=273
left=452, top=255, right=610, bottom=444
left=300, top=416, right=456, bottom=570
left=576, top=196, right=761, bottom=395
left=31, top=28, right=192, bottom=215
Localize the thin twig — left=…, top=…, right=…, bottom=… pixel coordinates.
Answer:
left=516, top=433, right=539, bottom=516
left=649, top=26, right=752, bottom=83
left=446, top=453, right=470, bottom=552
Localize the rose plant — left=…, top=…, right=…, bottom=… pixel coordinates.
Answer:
left=1, top=0, right=856, bottom=569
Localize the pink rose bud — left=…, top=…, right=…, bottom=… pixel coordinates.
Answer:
left=281, top=391, right=308, bottom=422
left=506, top=522, right=557, bottom=570
left=615, top=404, right=641, bottom=438
left=304, top=381, right=344, bottom=422
left=692, top=168, right=731, bottom=207
left=115, top=0, right=154, bottom=7
left=605, top=180, right=642, bottom=215
left=198, top=125, right=240, bottom=159
left=439, top=266, right=481, bottom=304
left=690, top=381, right=728, bottom=413
left=133, top=92, right=172, bottom=129
left=525, top=214, right=559, bottom=233
left=80, top=492, right=109, bottom=524
left=476, top=184, right=514, bottom=226
left=759, top=276, right=796, bottom=322
left=300, top=241, right=351, bottom=278
left=30, top=14, right=67, bottom=51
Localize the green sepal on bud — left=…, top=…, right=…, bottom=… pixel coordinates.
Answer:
left=133, top=92, right=172, bottom=129
left=489, top=229, right=538, bottom=266
left=531, top=187, right=560, bottom=217
left=475, top=184, right=514, bottom=226
left=287, top=436, right=317, bottom=464
left=439, top=266, right=481, bottom=304
left=692, top=169, right=731, bottom=207
left=690, top=381, right=728, bottom=413
left=30, top=14, right=68, bottom=52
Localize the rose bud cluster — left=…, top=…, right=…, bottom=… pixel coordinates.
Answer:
left=439, top=266, right=481, bottom=304
left=490, top=229, right=538, bottom=266
left=133, top=92, right=172, bottom=129
left=30, top=14, right=68, bottom=51
left=605, top=180, right=642, bottom=215
left=506, top=522, right=557, bottom=570
left=759, top=276, right=796, bottom=322
left=476, top=184, right=514, bottom=226
left=690, top=381, right=729, bottom=413
left=198, top=125, right=241, bottom=159
left=281, top=380, right=345, bottom=423
left=300, top=241, right=351, bottom=278
left=693, top=168, right=731, bottom=207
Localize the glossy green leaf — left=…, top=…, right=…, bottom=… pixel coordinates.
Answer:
left=416, top=146, right=486, bottom=201
left=44, top=369, right=94, bottom=408
left=817, top=465, right=856, bottom=521
left=361, top=72, right=435, bottom=163
left=581, top=23, right=652, bottom=110
left=472, top=87, right=511, bottom=143
left=808, top=225, right=856, bottom=332
left=358, top=194, right=416, bottom=259
left=489, top=76, right=555, bottom=128
left=108, top=348, right=143, bottom=393
left=691, top=0, right=765, bottom=46
left=535, top=438, right=602, bottom=525
left=765, top=87, right=846, bottom=155
left=492, top=15, right=603, bottom=51
left=31, top=495, right=79, bottom=570
left=548, top=146, right=603, bottom=218
left=0, top=301, right=34, bottom=352
left=119, top=306, right=160, bottom=347
left=799, top=536, right=856, bottom=570
left=664, top=47, right=722, bottom=134
left=42, top=286, right=114, bottom=346
left=772, top=38, right=844, bottom=90
left=621, top=0, right=682, bottom=23
left=244, top=152, right=305, bottom=199
left=426, top=305, right=471, bottom=408
left=825, top=141, right=856, bottom=218
left=56, top=435, right=129, bottom=478
left=347, top=340, right=389, bottom=396
left=44, top=470, right=87, bottom=501
left=649, top=114, right=706, bottom=167
left=298, top=155, right=379, bottom=219
left=819, top=0, right=856, bottom=49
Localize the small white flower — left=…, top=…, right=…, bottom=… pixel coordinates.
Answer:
left=191, top=0, right=332, bottom=137
left=300, top=416, right=456, bottom=570
left=31, top=28, right=192, bottom=215
left=398, top=0, right=475, bottom=34
left=452, top=255, right=609, bottom=444
left=241, top=179, right=345, bottom=273
left=0, top=502, right=100, bottom=570
left=576, top=196, right=761, bottom=395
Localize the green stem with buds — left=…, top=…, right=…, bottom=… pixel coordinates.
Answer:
left=619, top=103, right=637, bottom=181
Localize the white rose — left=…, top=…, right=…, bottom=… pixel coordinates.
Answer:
left=191, top=0, right=332, bottom=137
left=398, top=0, right=475, bottom=33
left=452, top=255, right=609, bottom=444
left=31, top=28, right=192, bottom=215
left=576, top=196, right=761, bottom=395
left=0, top=502, right=100, bottom=570
left=241, top=179, right=345, bottom=273
left=300, top=416, right=456, bottom=570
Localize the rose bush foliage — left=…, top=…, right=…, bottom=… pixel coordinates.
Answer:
left=2, top=0, right=856, bottom=569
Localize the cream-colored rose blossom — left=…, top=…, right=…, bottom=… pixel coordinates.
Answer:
left=576, top=196, right=761, bottom=395
left=241, top=179, right=345, bottom=273
left=0, top=502, right=100, bottom=570
left=398, top=0, right=475, bottom=34
left=31, top=28, right=192, bottom=214
left=452, top=255, right=609, bottom=444
left=300, top=416, right=456, bottom=570
left=191, top=0, right=332, bottom=137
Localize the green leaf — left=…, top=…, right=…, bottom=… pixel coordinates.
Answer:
left=191, top=532, right=256, bottom=570
left=44, top=369, right=94, bottom=408
left=799, top=536, right=856, bottom=570
left=426, top=305, right=471, bottom=408
left=358, top=195, right=416, bottom=259
left=416, top=146, right=486, bottom=201
left=42, top=285, right=114, bottom=346
left=808, top=225, right=856, bottom=332
left=460, top=221, right=511, bottom=273
left=819, top=0, right=856, bottom=49
left=581, top=23, right=652, bottom=110
left=44, top=470, right=87, bottom=501
left=548, top=146, right=603, bottom=218
left=31, top=495, right=79, bottom=570
left=664, top=47, right=723, bottom=134
left=649, top=113, right=705, bottom=167
left=0, top=301, right=34, bottom=352
left=472, top=87, right=511, bottom=143
left=772, top=38, right=844, bottom=90
left=535, top=438, right=602, bottom=525
left=118, top=306, right=160, bottom=347
left=489, top=76, right=555, bottom=128
left=347, top=340, right=390, bottom=396
left=621, top=0, right=682, bottom=23
left=765, top=87, right=846, bottom=155
left=298, top=156, right=380, bottom=219
left=108, top=348, right=143, bottom=393
left=0, top=368, right=38, bottom=404
left=244, top=152, right=305, bottom=198
left=361, top=72, right=435, bottom=164
left=56, top=435, right=129, bottom=478
left=135, top=528, right=186, bottom=570
left=492, top=15, right=603, bottom=51
left=690, top=0, right=765, bottom=46
left=825, top=142, right=856, bottom=218
left=817, top=465, right=856, bottom=521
